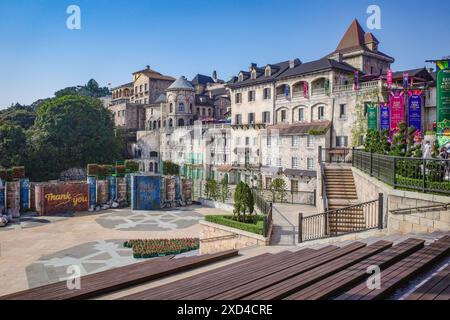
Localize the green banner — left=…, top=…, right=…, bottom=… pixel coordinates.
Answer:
left=437, top=68, right=450, bottom=147
left=367, top=103, right=378, bottom=130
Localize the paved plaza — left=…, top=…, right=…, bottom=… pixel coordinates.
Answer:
left=0, top=205, right=226, bottom=296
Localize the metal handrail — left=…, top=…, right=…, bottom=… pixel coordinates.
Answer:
left=390, top=203, right=449, bottom=215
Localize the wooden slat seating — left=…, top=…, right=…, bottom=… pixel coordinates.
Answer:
left=0, top=249, right=239, bottom=300
left=244, top=241, right=393, bottom=300
left=405, top=264, right=450, bottom=300
left=335, top=235, right=450, bottom=300
left=120, top=247, right=330, bottom=300
left=206, top=242, right=367, bottom=300
left=284, top=238, right=425, bottom=300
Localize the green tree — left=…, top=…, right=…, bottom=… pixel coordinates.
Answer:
left=233, top=182, right=254, bottom=222
left=27, top=95, right=122, bottom=181
left=205, top=179, right=219, bottom=201
left=270, top=178, right=287, bottom=203
left=162, top=161, right=180, bottom=176
left=219, top=176, right=230, bottom=203
left=0, top=123, right=27, bottom=167
left=364, top=129, right=390, bottom=155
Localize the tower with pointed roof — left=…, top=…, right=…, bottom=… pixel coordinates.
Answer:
left=327, top=19, right=394, bottom=75
left=163, top=76, right=196, bottom=129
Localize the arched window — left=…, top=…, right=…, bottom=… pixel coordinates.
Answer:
left=208, top=109, right=212, bottom=116
left=163, top=120, right=166, bottom=128
left=251, top=70, right=257, bottom=80
left=265, top=67, right=271, bottom=77
left=169, top=103, right=173, bottom=113
left=153, top=121, right=157, bottom=130
left=190, top=103, right=193, bottom=112
left=179, top=103, right=185, bottom=112
left=150, top=151, right=158, bottom=157
left=178, top=118, right=185, bottom=127
left=154, top=163, right=158, bottom=173
left=238, top=73, right=244, bottom=82
left=169, top=119, right=173, bottom=127
left=149, top=162, right=154, bottom=172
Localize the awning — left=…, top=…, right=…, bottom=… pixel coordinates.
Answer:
left=261, top=166, right=283, bottom=174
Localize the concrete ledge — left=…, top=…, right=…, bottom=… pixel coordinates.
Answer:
left=199, top=199, right=234, bottom=212
left=199, top=220, right=269, bottom=254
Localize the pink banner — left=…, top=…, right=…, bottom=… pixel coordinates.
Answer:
left=390, top=91, right=405, bottom=134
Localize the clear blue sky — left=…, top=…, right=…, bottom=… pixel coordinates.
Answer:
left=1, top=0, right=449, bottom=108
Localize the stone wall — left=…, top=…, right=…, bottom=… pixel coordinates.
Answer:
left=352, top=167, right=450, bottom=234
left=199, top=221, right=269, bottom=254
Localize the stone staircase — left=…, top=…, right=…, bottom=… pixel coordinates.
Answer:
left=323, top=166, right=365, bottom=233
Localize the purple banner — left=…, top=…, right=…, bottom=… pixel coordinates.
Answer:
left=380, top=103, right=390, bottom=131
left=408, top=93, right=422, bottom=131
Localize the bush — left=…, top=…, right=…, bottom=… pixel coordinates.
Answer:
left=87, top=164, right=98, bottom=176
left=233, top=182, right=254, bottom=222
left=124, top=238, right=199, bottom=259
left=0, top=168, right=13, bottom=181
left=270, top=178, right=287, bottom=203
left=205, top=215, right=264, bottom=235
left=125, top=160, right=139, bottom=173
left=205, top=179, right=219, bottom=200
left=12, top=166, right=25, bottom=180
left=115, top=165, right=125, bottom=175
left=162, top=161, right=180, bottom=176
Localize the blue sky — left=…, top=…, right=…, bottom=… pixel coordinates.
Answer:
left=0, top=0, right=449, bottom=108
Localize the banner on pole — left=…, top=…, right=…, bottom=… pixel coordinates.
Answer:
left=367, top=103, right=378, bottom=130
left=380, top=103, right=390, bottom=131
left=390, top=91, right=405, bottom=135
left=407, top=92, right=422, bottom=131
left=437, top=67, right=450, bottom=147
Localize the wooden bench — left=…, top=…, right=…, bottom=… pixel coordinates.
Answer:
left=405, top=263, right=450, bottom=300
left=120, top=248, right=323, bottom=300
left=335, top=235, right=450, bottom=300
left=284, top=238, right=425, bottom=300
left=0, top=249, right=239, bottom=300
left=207, top=242, right=366, bottom=300
left=244, top=241, right=392, bottom=300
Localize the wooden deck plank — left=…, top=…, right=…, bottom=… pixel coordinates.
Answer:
left=0, top=250, right=239, bottom=300
left=405, top=264, right=450, bottom=300
left=120, top=248, right=326, bottom=300
left=285, top=238, right=425, bottom=300
left=335, top=236, right=450, bottom=300
left=243, top=241, right=392, bottom=300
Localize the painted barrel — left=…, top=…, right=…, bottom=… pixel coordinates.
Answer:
left=96, top=179, right=110, bottom=205
left=19, top=178, right=30, bottom=211
left=109, top=176, right=116, bottom=201
left=116, top=177, right=127, bottom=203
left=131, top=175, right=161, bottom=210
left=6, top=181, right=20, bottom=217
left=87, top=176, right=96, bottom=208
left=34, top=182, right=89, bottom=215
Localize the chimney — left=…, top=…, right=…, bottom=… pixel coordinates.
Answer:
left=249, top=63, right=257, bottom=71
left=212, top=70, right=218, bottom=82
left=146, top=65, right=150, bottom=70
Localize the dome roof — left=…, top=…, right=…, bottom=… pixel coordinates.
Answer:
left=155, top=93, right=166, bottom=103
left=167, top=76, right=195, bottom=91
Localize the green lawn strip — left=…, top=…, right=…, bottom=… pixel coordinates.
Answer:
left=204, top=215, right=264, bottom=235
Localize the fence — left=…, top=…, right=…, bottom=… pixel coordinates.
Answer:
left=252, top=189, right=273, bottom=238
left=353, top=150, right=450, bottom=195
left=298, top=194, right=383, bottom=243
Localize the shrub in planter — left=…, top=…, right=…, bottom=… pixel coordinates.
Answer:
left=125, top=160, right=139, bottom=173
left=87, top=164, right=98, bottom=176
left=124, top=238, right=199, bottom=258
left=12, top=166, right=25, bottom=180
left=0, top=168, right=13, bottom=181
left=115, top=165, right=126, bottom=175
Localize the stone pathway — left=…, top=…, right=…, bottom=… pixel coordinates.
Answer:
left=270, top=203, right=317, bottom=245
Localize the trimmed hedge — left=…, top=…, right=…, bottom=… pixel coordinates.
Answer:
left=204, top=215, right=264, bottom=235
left=125, top=160, right=139, bottom=173
left=0, top=168, right=13, bottom=181
left=124, top=238, right=199, bottom=259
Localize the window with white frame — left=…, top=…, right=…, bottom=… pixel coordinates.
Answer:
left=263, top=88, right=271, bottom=100
left=291, top=180, right=299, bottom=192
left=299, top=108, right=305, bottom=122
left=277, top=158, right=282, bottom=167
left=292, top=157, right=299, bottom=169
left=265, top=67, right=271, bottom=77
left=248, top=112, right=255, bottom=124
left=267, top=136, right=272, bottom=146
left=281, top=110, right=287, bottom=122
left=292, top=136, right=300, bottom=147
left=336, top=136, right=349, bottom=147
left=307, top=158, right=314, bottom=170
left=318, top=106, right=325, bottom=120
left=262, top=111, right=271, bottom=123
left=179, top=102, right=185, bottom=112
left=235, top=114, right=242, bottom=124
left=339, top=104, right=346, bottom=119
left=235, top=93, right=242, bottom=104
left=248, top=91, right=256, bottom=102
left=307, top=135, right=314, bottom=148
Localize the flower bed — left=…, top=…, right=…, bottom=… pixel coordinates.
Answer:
left=204, top=215, right=265, bottom=235
left=124, top=238, right=199, bottom=258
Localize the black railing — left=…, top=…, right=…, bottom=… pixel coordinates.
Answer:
left=252, top=189, right=273, bottom=237
left=299, top=194, right=383, bottom=243
left=319, top=146, right=352, bottom=164
left=353, top=150, right=450, bottom=195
